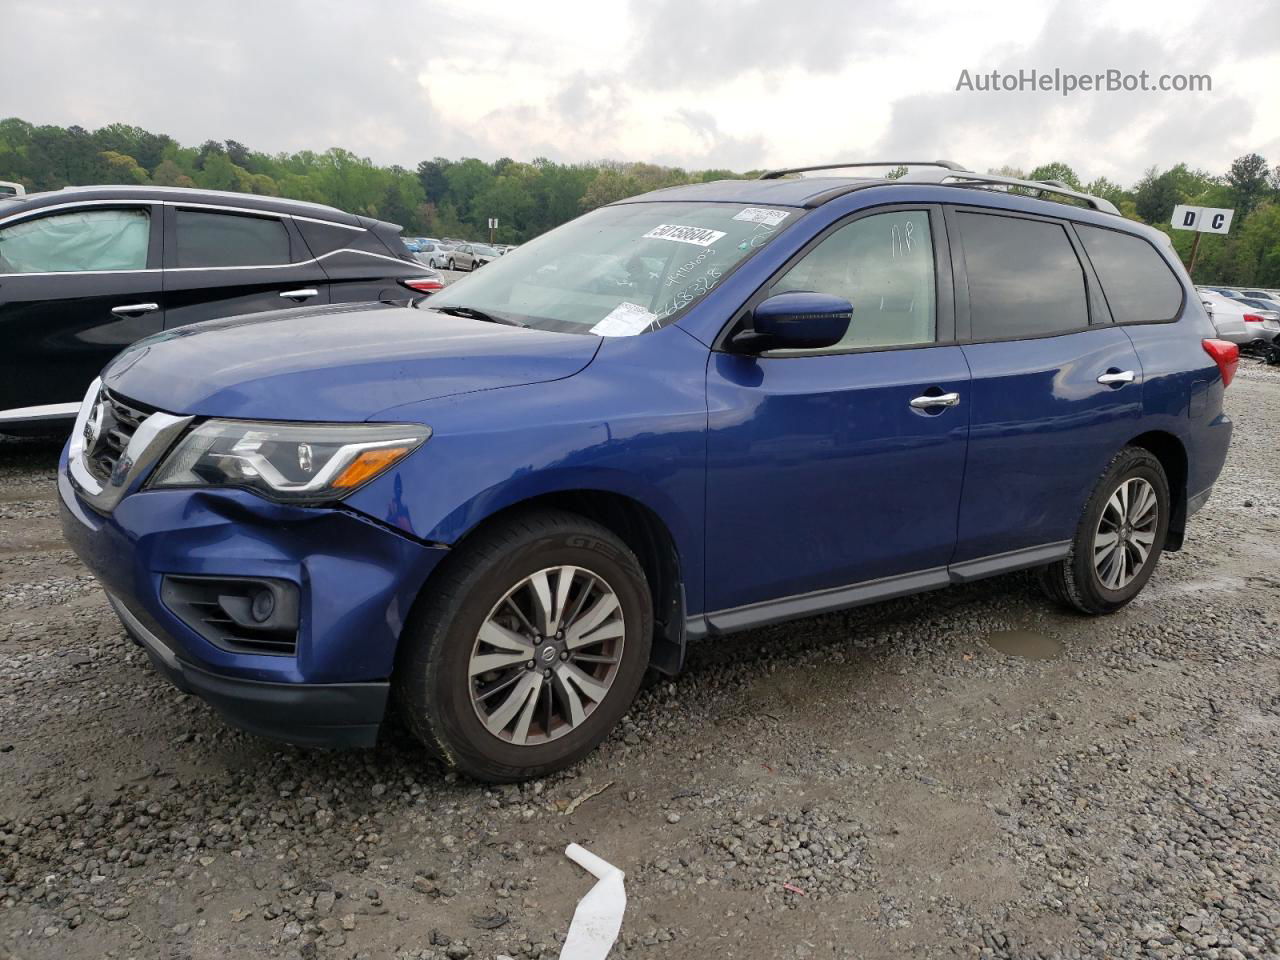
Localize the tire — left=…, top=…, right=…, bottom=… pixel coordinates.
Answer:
left=447, top=259, right=455, bottom=270
left=394, top=510, right=652, bottom=782
left=1039, top=446, right=1170, bottom=615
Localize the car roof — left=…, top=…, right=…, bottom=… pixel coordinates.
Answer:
left=622, top=176, right=883, bottom=208
left=2, top=184, right=364, bottom=226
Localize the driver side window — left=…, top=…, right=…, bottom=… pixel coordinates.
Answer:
left=772, top=210, right=936, bottom=350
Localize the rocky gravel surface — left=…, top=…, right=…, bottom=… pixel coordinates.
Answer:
left=1, top=362, right=1279, bottom=960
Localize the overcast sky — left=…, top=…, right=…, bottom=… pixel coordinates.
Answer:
left=4, top=0, right=1278, bottom=185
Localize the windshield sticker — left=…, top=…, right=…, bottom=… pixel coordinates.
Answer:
left=642, top=224, right=727, bottom=247
left=590, top=301, right=658, bottom=337
left=732, top=207, right=790, bottom=227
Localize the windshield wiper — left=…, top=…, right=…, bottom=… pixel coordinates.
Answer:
left=428, top=305, right=526, bottom=327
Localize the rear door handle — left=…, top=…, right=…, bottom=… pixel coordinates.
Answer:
left=279, top=288, right=318, bottom=301
left=110, top=303, right=159, bottom=317
left=1097, top=370, right=1135, bottom=385
left=909, top=392, right=961, bottom=410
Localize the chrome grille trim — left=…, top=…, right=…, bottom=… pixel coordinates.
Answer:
left=67, top=378, right=193, bottom=513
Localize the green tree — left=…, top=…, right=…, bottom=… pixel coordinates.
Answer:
left=1226, top=153, right=1270, bottom=216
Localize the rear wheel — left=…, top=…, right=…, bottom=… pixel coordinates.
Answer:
left=1039, top=447, right=1170, bottom=614
left=394, top=510, right=652, bottom=782
left=447, top=258, right=455, bottom=270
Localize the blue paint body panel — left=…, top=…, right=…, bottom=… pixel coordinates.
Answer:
left=58, top=175, right=1235, bottom=746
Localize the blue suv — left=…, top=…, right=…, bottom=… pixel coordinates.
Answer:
left=58, top=162, right=1237, bottom=781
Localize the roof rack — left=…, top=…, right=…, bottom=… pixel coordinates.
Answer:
left=897, top=168, right=1120, bottom=215
left=758, top=160, right=967, bottom=180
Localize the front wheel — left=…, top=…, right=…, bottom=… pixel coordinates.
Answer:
left=394, top=510, right=652, bottom=782
left=1039, top=447, right=1170, bottom=615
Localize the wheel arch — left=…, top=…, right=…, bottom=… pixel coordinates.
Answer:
left=1126, top=429, right=1189, bottom=550
left=414, top=489, right=690, bottom=675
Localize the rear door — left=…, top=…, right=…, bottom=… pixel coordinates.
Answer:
left=161, top=205, right=329, bottom=330
left=948, top=206, right=1143, bottom=564
left=704, top=206, right=971, bottom=616
left=0, top=203, right=162, bottom=415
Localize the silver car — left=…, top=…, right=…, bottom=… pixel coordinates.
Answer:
left=1201, top=291, right=1280, bottom=346
left=447, top=243, right=499, bottom=271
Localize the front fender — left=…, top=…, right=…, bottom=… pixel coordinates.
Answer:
left=344, top=326, right=712, bottom=612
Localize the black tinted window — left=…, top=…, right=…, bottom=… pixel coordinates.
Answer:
left=1076, top=224, right=1183, bottom=324
left=958, top=213, right=1088, bottom=339
left=175, top=210, right=291, bottom=268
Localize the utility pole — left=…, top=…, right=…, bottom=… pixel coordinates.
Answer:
left=488, top=217, right=498, bottom=245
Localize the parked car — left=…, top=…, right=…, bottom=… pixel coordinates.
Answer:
left=416, top=241, right=453, bottom=269
left=0, top=180, right=25, bottom=197
left=1200, top=291, right=1280, bottom=347
left=59, top=162, right=1235, bottom=781
left=0, top=185, right=443, bottom=434
left=1235, top=290, right=1280, bottom=306
left=448, top=243, right=499, bottom=271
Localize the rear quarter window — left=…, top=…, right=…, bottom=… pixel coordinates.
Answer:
left=1076, top=224, right=1184, bottom=324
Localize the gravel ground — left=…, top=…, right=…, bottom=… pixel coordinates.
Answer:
left=2, top=361, right=1279, bottom=960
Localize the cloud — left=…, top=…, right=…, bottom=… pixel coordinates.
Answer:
left=1, top=0, right=1276, bottom=184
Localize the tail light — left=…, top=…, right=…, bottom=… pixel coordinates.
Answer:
left=1202, top=338, right=1240, bottom=388
left=1243, top=313, right=1264, bottom=324
left=401, top=277, right=444, bottom=295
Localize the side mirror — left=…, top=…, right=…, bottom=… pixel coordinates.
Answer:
left=732, top=291, right=852, bottom=352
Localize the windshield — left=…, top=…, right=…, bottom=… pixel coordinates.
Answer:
left=421, top=201, right=801, bottom=335
left=474, top=244, right=498, bottom=256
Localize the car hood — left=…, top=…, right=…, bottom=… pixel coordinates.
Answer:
left=101, top=302, right=601, bottom=421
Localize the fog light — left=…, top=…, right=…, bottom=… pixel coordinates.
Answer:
left=251, top=589, right=275, bottom=623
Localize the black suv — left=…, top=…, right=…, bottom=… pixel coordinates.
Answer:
left=0, top=186, right=441, bottom=433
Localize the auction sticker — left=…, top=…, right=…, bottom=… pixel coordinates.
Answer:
left=732, top=207, right=790, bottom=227
left=642, top=224, right=726, bottom=247
left=590, top=301, right=658, bottom=337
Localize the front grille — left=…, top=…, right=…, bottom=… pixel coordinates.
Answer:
left=160, top=576, right=300, bottom=657
left=84, top=390, right=156, bottom=484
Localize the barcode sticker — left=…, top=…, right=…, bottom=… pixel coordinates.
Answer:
left=732, top=208, right=790, bottom=227
left=642, top=224, right=727, bottom=247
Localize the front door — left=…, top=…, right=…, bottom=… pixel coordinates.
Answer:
left=0, top=203, right=162, bottom=413
left=704, top=207, right=970, bottom=617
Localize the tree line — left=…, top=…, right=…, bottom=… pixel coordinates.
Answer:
left=1, top=117, right=1277, bottom=286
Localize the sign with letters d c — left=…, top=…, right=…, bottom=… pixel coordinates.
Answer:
left=1172, top=204, right=1234, bottom=235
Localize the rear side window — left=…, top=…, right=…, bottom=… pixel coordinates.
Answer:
left=957, top=212, right=1089, bottom=340
left=174, top=209, right=291, bottom=268
left=0, top=208, right=150, bottom=273
left=1076, top=224, right=1183, bottom=324
left=772, top=210, right=936, bottom=349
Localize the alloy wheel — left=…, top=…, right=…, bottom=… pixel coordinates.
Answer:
left=468, top=565, right=626, bottom=746
left=1093, top=477, right=1158, bottom=590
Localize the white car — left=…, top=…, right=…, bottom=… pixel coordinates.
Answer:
left=1200, top=291, right=1280, bottom=346
left=417, top=242, right=453, bottom=269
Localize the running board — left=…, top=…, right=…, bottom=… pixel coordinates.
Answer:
left=688, top=540, right=1071, bottom=639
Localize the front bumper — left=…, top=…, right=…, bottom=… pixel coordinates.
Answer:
left=58, top=452, right=448, bottom=748
left=109, top=592, right=389, bottom=747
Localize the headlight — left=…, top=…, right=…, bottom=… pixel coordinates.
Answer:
left=148, top=420, right=429, bottom=502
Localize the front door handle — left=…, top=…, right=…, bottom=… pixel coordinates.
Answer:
left=1097, top=370, right=1135, bottom=386
left=110, top=302, right=159, bottom=317
left=279, top=288, right=319, bottom=301
left=909, top=392, right=961, bottom=410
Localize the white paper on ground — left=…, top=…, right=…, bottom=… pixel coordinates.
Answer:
left=732, top=207, right=790, bottom=227
left=559, top=843, right=626, bottom=960
left=590, top=301, right=657, bottom=337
